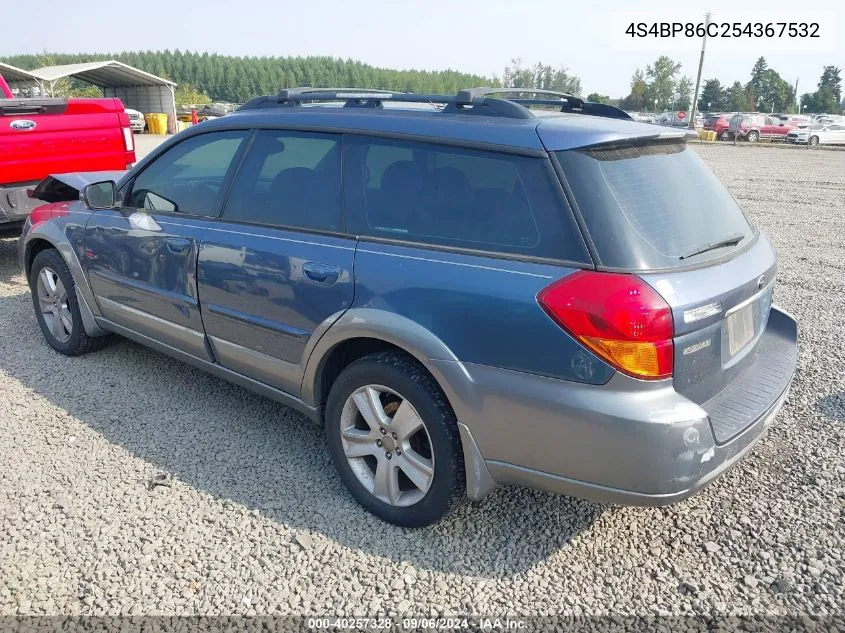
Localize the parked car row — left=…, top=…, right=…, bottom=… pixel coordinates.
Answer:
left=700, top=111, right=845, bottom=145
left=626, top=109, right=844, bottom=145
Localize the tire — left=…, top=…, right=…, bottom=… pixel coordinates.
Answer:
left=325, top=351, right=465, bottom=527
left=747, top=130, right=760, bottom=142
left=29, top=249, right=109, bottom=356
left=809, top=136, right=819, bottom=146
left=719, top=130, right=731, bottom=141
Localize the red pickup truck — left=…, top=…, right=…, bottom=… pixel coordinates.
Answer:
left=1, top=72, right=136, bottom=228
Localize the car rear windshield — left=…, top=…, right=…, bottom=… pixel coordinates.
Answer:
left=556, top=140, right=754, bottom=270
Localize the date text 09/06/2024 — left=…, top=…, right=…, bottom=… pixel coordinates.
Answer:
left=626, top=22, right=819, bottom=39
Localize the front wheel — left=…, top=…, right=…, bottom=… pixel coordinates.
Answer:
left=809, top=136, right=819, bottom=146
left=325, top=351, right=465, bottom=527
left=30, top=249, right=109, bottom=356
left=747, top=130, right=760, bottom=142
left=719, top=130, right=731, bottom=141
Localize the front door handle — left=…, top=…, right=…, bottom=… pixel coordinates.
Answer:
left=164, top=238, right=190, bottom=254
left=302, top=262, right=340, bottom=285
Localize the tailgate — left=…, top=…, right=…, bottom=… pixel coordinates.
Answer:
left=641, top=235, right=782, bottom=441
left=0, top=98, right=129, bottom=186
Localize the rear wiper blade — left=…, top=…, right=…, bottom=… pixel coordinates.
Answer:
left=679, top=232, right=745, bottom=260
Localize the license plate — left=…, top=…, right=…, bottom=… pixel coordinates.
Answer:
left=726, top=302, right=755, bottom=357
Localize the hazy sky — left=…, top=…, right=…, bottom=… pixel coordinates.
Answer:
left=3, top=0, right=841, bottom=99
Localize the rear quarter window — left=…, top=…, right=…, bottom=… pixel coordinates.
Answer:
left=344, top=136, right=590, bottom=263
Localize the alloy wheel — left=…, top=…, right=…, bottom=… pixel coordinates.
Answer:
left=339, top=384, right=434, bottom=507
left=36, top=267, right=73, bottom=344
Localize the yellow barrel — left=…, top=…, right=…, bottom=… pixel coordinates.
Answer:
left=143, top=113, right=157, bottom=134
left=708, top=131, right=717, bottom=141
left=144, top=113, right=168, bottom=135
left=698, top=129, right=707, bottom=140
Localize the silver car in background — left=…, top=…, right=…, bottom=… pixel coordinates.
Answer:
left=787, top=123, right=845, bottom=146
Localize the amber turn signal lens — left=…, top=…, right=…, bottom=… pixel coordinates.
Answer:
left=581, top=337, right=674, bottom=379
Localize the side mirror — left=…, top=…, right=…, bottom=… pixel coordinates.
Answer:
left=83, top=181, right=116, bottom=209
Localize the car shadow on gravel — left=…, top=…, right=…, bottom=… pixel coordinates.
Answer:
left=0, top=279, right=603, bottom=578
left=815, top=391, right=845, bottom=422
left=0, top=235, right=27, bottom=286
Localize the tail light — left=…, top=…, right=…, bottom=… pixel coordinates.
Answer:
left=537, top=271, right=674, bottom=379
left=118, top=112, right=134, bottom=152
left=122, top=126, right=134, bottom=152
left=30, top=203, right=71, bottom=227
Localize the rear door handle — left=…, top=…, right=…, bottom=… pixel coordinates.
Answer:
left=302, top=262, right=340, bottom=285
left=164, top=238, right=190, bottom=254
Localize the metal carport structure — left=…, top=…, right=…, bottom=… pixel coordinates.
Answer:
left=0, top=62, right=45, bottom=95
left=30, top=61, right=177, bottom=134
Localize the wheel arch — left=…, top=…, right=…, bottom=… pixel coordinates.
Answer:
left=23, top=224, right=106, bottom=337
left=24, top=237, right=56, bottom=282
left=301, top=308, right=464, bottom=410
left=301, top=308, right=497, bottom=501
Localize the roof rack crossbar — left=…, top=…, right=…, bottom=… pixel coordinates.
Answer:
left=506, top=98, right=632, bottom=120
left=455, top=87, right=582, bottom=104
left=277, top=88, right=456, bottom=105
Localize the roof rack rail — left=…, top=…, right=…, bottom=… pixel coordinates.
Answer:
left=235, top=86, right=631, bottom=121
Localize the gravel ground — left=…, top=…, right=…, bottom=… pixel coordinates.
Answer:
left=0, top=144, right=843, bottom=620
left=133, top=134, right=169, bottom=161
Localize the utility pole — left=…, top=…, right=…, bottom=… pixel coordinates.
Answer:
left=689, top=11, right=711, bottom=129
left=793, top=78, right=799, bottom=114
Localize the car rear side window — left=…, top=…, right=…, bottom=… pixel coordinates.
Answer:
left=344, top=136, right=589, bottom=262
left=127, top=131, right=248, bottom=216
left=556, top=140, right=754, bottom=270
left=222, top=130, right=343, bottom=232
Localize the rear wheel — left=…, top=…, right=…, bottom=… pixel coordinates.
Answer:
left=719, top=130, right=731, bottom=141
left=30, top=249, right=108, bottom=356
left=325, top=351, right=465, bottom=527
left=747, top=130, right=760, bottom=142
left=809, top=136, right=819, bottom=146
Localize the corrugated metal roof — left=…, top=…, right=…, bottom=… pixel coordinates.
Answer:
left=31, top=61, right=176, bottom=87
left=0, top=61, right=42, bottom=83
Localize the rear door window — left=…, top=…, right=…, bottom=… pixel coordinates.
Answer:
left=344, top=136, right=590, bottom=262
left=222, top=130, right=343, bottom=232
left=556, top=140, right=754, bottom=270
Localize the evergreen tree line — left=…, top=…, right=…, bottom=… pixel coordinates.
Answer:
left=2, top=51, right=581, bottom=107
left=2, top=50, right=498, bottom=104
left=621, top=55, right=843, bottom=115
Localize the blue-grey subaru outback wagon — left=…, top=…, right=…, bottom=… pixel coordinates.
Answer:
left=19, top=88, right=798, bottom=527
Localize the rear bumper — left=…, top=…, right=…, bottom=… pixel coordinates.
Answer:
left=441, top=306, right=797, bottom=505
left=0, top=183, right=42, bottom=226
